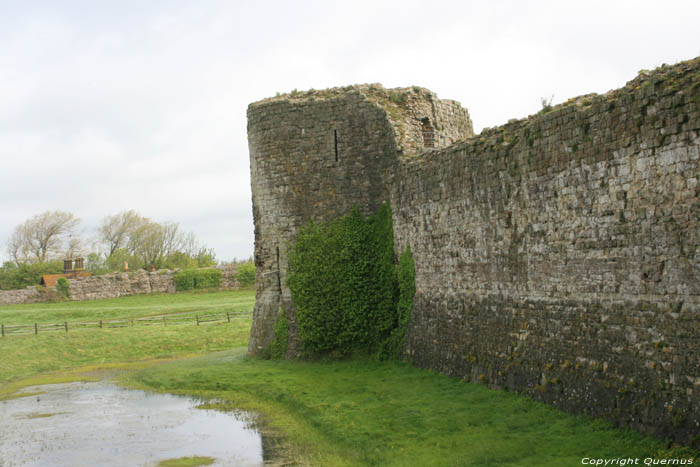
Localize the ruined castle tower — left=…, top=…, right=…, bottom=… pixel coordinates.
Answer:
left=247, top=84, right=473, bottom=357
left=248, top=59, right=700, bottom=447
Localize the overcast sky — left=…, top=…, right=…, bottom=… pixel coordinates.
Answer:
left=1, top=0, right=699, bottom=263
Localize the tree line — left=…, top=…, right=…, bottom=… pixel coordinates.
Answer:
left=1, top=210, right=220, bottom=290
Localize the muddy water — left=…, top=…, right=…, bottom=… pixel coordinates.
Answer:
left=0, top=381, right=263, bottom=466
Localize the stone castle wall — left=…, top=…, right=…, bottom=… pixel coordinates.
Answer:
left=247, top=58, right=700, bottom=446
left=247, top=85, right=473, bottom=356
left=0, top=266, right=240, bottom=306
left=391, top=64, right=700, bottom=444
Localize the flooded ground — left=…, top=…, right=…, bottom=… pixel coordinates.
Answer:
left=0, top=380, right=263, bottom=467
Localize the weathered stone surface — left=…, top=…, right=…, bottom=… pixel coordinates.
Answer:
left=0, top=286, right=46, bottom=306
left=0, top=265, right=241, bottom=305
left=248, top=59, right=700, bottom=446
left=247, top=84, right=473, bottom=357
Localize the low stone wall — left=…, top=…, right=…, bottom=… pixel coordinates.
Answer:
left=65, top=270, right=175, bottom=301
left=0, top=265, right=240, bottom=306
left=0, top=286, right=47, bottom=306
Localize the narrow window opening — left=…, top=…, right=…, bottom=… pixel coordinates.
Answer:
left=421, top=118, right=435, bottom=148
left=333, top=129, right=339, bottom=162
left=276, top=246, right=282, bottom=293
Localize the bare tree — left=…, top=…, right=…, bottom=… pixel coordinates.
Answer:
left=98, top=210, right=148, bottom=257
left=160, top=222, right=184, bottom=259
left=66, top=236, right=85, bottom=260
left=7, top=211, right=81, bottom=263
left=7, top=227, right=30, bottom=265
left=181, top=231, right=199, bottom=257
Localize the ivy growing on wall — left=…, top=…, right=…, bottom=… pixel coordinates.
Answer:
left=378, top=246, right=415, bottom=359
left=269, top=311, right=289, bottom=359
left=286, top=203, right=414, bottom=358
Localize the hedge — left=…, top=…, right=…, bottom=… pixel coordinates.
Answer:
left=173, top=268, right=222, bottom=291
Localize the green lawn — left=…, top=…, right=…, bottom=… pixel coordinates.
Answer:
left=0, top=289, right=254, bottom=324
left=0, top=290, right=254, bottom=390
left=125, top=350, right=684, bottom=467
left=1, top=290, right=695, bottom=466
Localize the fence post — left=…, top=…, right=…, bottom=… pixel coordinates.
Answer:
left=163, top=316, right=167, bottom=326
left=65, top=321, right=68, bottom=333
left=226, top=312, right=230, bottom=323
left=99, top=320, right=103, bottom=329
left=131, top=319, right=134, bottom=327
left=196, top=315, right=200, bottom=326
left=35, top=323, right=38, bottom=335
left=1, top=324, right=4, bottom=337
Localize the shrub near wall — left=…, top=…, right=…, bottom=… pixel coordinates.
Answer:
left=173, top=268, right=222, bottom=291
left=56, top=277, right=70, bottom=299
left=0, top=260, right=64, bottom=290
left=236, top=262, right=255, bottom=288
left=286, top=204, right=414, bottom=358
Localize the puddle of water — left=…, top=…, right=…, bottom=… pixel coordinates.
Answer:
left=0, top=381, right=263, bottom=467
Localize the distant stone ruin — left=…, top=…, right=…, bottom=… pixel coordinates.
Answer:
left=0, top=265, right=240, bottom=306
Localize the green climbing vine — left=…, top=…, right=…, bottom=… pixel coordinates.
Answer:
left=286, top=203, right=415, bottom=358
left=269, top=311, right=289, bottom=359
left=379, top=246, right=415, bottom=359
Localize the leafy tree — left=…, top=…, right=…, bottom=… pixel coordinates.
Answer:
left=106, top=248, right=136, bottom=271
left=164, top=251, right=198, bottom=270
left=86, top=252, right=110, bottom=275
left=126, top=220, right=214, bottom=271
left=194, top=247, right=217, bottom=268
left=0, top=260, right=64, bottom=290
left=7, top=211, right=81, bottom=264
left=0, top=261, right=19, bottom=290
left=127, top=222, right=177, bottom=270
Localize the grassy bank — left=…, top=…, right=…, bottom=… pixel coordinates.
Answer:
left=0, top=289, right=254, bottom=324
left=0, top=290, right=254, bottom=394
left=2, top=290, right=694, bottom=466
left=125, top=350, right=683, bottom=467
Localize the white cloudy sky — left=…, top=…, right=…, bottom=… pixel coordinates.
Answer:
left=1, top=0, right=699, bottom=262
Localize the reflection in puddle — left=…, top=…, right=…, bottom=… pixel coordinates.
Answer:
left=0, top=381, right=263, bottom=466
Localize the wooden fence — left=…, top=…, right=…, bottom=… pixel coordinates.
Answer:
left=0, top=310, right=252, bottom=337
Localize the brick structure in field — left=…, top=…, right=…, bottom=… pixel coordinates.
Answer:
left=247, top=59, right=700, bottom=446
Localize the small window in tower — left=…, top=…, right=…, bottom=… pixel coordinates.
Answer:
left=276, top=246, right=281, bottom=293
left=334, top=129, right=339, bottom=162
left=421, top=118, right=435, bottom=148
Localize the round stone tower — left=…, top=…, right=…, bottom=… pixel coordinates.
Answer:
left=247, top=84, right=473, bottom=356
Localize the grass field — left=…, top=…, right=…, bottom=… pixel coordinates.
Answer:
left=0, top=290, right=253, bottom=390
left=124, top=350, right=687, bottom=466
left=0, top=290, right=255, bottom=324
left=1, top=290, right=695, bottom=466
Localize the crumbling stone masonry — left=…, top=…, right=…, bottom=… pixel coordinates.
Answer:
left=247, top=59, right=700, bottom=446
left=0, top=266, right=240, bottom=305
